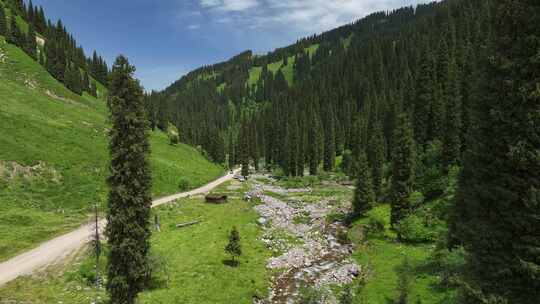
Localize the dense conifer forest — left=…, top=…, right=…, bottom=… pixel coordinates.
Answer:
left=145, top=0, right=539, bottom=302
left=0, top=0, right=108, bottom=96
left=0, top=0, right=538, bottom=302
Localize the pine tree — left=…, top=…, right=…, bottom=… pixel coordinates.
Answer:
left=323, top=107, right=336, bottom=172
left=106, top=56, right=152, bottom=304
left=0, top=6, right=6, bottom=37
left=442, top=59, right=462, bottom=169
left=308, top=108, right=323, bottom=175
left=89, top=81, right=98, bottom=98
left=389, top=113, right=416, bottom=228
left=414, top=51, right=435, bottom=146
left=25, top=25, right=37, bottom=59
left=368, top=121, right=385, bottom=197
left=451, top=1, right=540, bottom=302
left=352, top=150, right=375, bottom=216
left=239, top=118, right=249, bottom=178
left=225, top=226, right=242, bottom=266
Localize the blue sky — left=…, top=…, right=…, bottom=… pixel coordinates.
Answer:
left=31, top=0, right=434, bottom=91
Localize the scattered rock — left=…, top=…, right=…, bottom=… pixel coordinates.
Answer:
left=247, top=178, right=362, bottom=304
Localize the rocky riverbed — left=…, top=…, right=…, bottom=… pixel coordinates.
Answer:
left=247, top=176, right=362, bottom=304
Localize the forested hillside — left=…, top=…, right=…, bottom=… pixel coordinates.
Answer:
left=0, top=0, right=108, bottom=96
left=150, top=0, right=539, bottom=302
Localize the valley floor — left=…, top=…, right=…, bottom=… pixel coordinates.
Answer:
left=0, top=174, right=457, bottom=303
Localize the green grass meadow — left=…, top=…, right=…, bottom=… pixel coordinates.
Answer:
left=0, top=37, right=223, bottom=261
left=0, top=181, right=270, bottom=304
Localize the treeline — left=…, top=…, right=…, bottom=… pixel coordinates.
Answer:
left=150, top=0, right=539, bottom=302
left=0, top=0, right=108, bottom=96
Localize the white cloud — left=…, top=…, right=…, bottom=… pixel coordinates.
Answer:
left=198, top=0, right=433, bottom=33
left=188, top=24, right=201, bottom=30
left=200, top=0, right=259, bottom=11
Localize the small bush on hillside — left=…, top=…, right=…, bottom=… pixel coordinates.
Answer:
left=396, top=214, right=440, bottom=243
left=144, top=251, right=170, bottom=289
left=298, top=286, right=326, bottom=304
left=281, top=176, right=319, bottom=188
left=365, top=216, right=385, bottom=236
left=408, top=191, right=425, bottom=209
left=337, top=229, right=351, bottom=245
left=169, top=133, right=180, bottom=145
left=178, top=178, right=190, bottom=191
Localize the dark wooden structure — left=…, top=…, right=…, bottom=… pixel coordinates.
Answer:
left=205, top=194, right=228, bottom=204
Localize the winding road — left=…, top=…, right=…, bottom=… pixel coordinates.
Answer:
left=0, top=170, right=238, bottom=287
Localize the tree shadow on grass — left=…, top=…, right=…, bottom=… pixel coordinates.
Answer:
left=222, top=259, right=239, bottom=267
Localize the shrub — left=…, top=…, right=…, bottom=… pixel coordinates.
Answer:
left=396, top=214, right=439, bottom=243
left=169, top=133, right=180, bottom=146
left=178, top=178, right=190, bottom=191
left=408, top=191, right=425, bottom=209
left=365, top=215, right=385, bottom=236
left=337, top=229, right=351, bottom=245
left=144, top=251, right=170, bottom=289
left=298, top=286, right=326, bottom=304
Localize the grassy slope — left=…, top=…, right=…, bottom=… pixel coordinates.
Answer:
left=0, top=37, right=223, bottom=261
left=0, top=181, right=270, bottom=304
left=246, top=44, right=320, bottom=90
left=350, top=205, right=457, bottom=303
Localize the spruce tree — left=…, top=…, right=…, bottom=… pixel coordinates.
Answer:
left=368, top=122, right=385, bottom=197
left=0, top=6, right=6, bottom=37
left=225, top=226, right=242, bottom=266
left=106, top=56, right=152, bottom=304
left=389, top=113, right=416, bottom=228
left=414, top=52, right=435, bottom=146
left=323, top=107, right=336, bottom=172
left=308, top=109, right=322, bottom=175
left=239, top=118, right=249, bottom=178
left=451, top=0, right=540, bottom=302
left=442, top=59, right=462, bottom=169
left=25, top=24, right=37, bottom=59
left=352, top=150, right=375, bottom=216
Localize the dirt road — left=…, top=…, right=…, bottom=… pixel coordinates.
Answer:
left=0, top=170, right=238, bottom=286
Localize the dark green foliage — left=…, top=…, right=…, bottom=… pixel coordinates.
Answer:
left=450, top=1, right=540, bottom=302
left=396, top=258, right=413, bottom=304
left=340, top=149, right=353, bottom=176
left=298, top=287, right=324, bottom=304
left=239, top=117, right=250, bottom=178
left=178, top=178, right=190, bottom=191
left=24, top=24, right=37, bottom=59
left=89, top=81, right=98, bottom=98
left=390, top=113, right=416, bottom=229
left=339, top=285, right=353, bottom=304
left=307, top=108, right=323, bottom=175
left=414, top=52, right=435, bottom=146
left=323, top=107, right=336, bottom=172
left=225, top=226, right=242, bottom=265
left=442, top=59, right=462, bottom=168
left=7, top=15, right=23, bottom=46
left=169, top=133, right=179, bottom=146
left=105, top=56, right=152, bottom=304
left=0, top=6, right=7, bottom=37
left=368, top=122, right=386, bottom=197
left=353, top=150, right=375, bottom=216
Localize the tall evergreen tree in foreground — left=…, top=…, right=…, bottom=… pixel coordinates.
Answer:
left=451, top=0, right=540, bottom=302
left=389, top=113, right=416, bottom=228
left=106, top=55, right=152, bottom=304
left=352, top=150, right=375, bottom=216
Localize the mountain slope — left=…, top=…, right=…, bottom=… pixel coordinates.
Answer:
left=0, top=36, right=223, bottom=262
